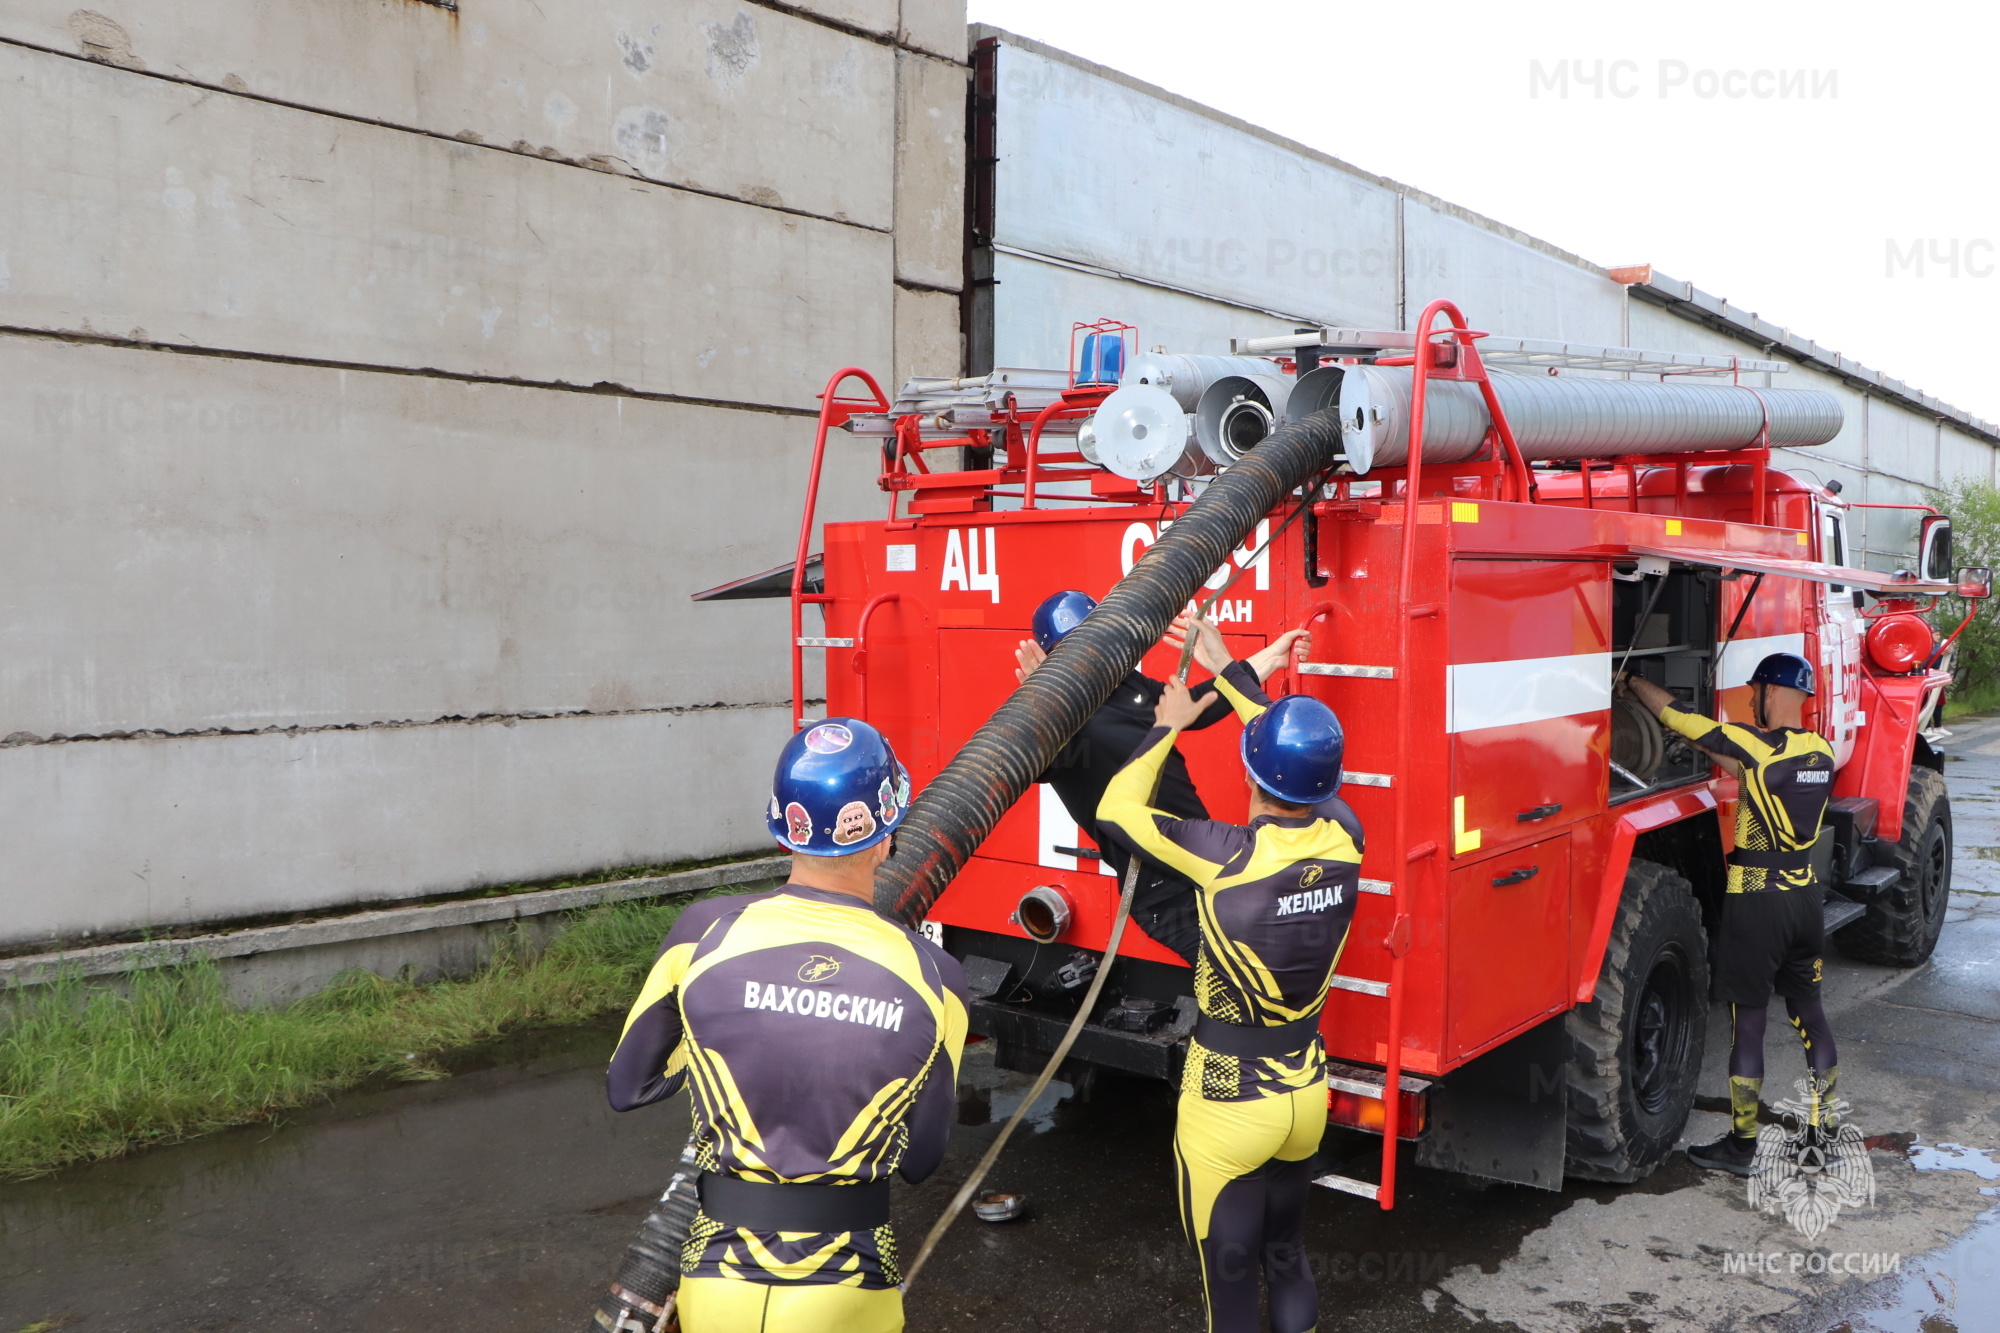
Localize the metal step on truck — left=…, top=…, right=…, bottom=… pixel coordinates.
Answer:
left=697, top=303, right=1990, bottom=1206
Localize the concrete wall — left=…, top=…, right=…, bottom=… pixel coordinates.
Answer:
left=0, top=1, right=967, bottom=951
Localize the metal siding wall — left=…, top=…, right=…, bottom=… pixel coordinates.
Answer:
left=973, top=33, right=1995, bottom=579
left=990, top=43, right=1399, bottom=331
left=988, top=251, right=1301, bottom=372
left=1401, top=202, right=1625, bottom=344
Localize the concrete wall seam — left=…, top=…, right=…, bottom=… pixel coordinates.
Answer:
left=0, top=32, right=896, bottom=236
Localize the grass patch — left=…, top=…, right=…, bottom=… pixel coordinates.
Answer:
left=0, top=892, right=733, bottom=1180
left=1944, top=681, right=2000, bottom=720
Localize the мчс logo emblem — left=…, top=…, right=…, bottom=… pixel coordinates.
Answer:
left=798, top=955, right=841, bottom=984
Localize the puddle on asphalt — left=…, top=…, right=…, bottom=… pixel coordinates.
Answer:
left=1907, top=1143, right=2000, bottom=1181
left=1805, top=1143, right=2000, bottom=1332
left=950, top=1037, right=1078, bottom=1136
left=1807, top=1206, right=2000, bottom=1333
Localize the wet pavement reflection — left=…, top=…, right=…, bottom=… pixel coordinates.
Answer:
left=9, top=717, right=2000, bottom=1331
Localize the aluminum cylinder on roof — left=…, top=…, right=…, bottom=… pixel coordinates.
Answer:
left=1122, top=354, right=1283, bottom=411
left=1337, top=365, right=1844, bottom=475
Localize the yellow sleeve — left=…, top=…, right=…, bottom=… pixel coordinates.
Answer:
left=616, top=940, right=693, bottom=1054
left=1210, top=659, right=1270, bottom=726
left=938, top=988, right=969, bottom=1081
left=1097, top=728, right=1222, bottom=886
left=1661, top=706, right=1769, bottom=766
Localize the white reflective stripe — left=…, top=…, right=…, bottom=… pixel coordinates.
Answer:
left=1446, top=652, right=1611, bottom=734
left=1037, top=783, right=1078, bottom=872
left=1358, top=878, right=1393, bottom=896
left=1313, top=1173, right=1380, bottom=1200
left=797, top=637, right=854, bottom=648
left=1329, top=974, right=1389, bottom=997
left=1343, top=772, right=1393, bottom=788
left=1299, top=662, right=1396, bottom=679
left=1717, top=633, right=1809, bottom=690
left=1036, top=783, right=1112, bottom=876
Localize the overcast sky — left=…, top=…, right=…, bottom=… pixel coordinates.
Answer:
left=966, top=0, right=2000, bottom=425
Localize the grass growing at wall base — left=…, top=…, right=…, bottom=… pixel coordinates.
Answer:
left=0, top=893, right=729, bottom=1180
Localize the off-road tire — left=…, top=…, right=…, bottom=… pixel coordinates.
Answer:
left=1565, top=858, right=1709, bottom=1183
left=1835, top=767, right=1951, bottom=966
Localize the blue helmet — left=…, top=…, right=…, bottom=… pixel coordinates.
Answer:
left=1032, top=590, right=1099, bottom=651
left=767, top=718, right=912, bottom=857
left=1241, top=695, right=1345, bottom=805
left=1749, top=652, right=1816, bottom=697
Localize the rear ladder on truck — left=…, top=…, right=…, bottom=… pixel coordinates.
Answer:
left=1309, top=300, right=1536, bottom=1208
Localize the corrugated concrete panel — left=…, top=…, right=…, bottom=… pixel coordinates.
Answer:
left=0, top=2, right=895, bottom=229
left=896, top=50, right=968, bottom=289
left=989, top=250, right=1300, bottom=372
left=0, top=334, right=884, bottom=738
left=987, top=42, right=1399, bottom=329
left=895, top=285, right=963, bottom=388
left=1404, top=202, right=1624, bottom=345
left=0, top=705, right=786, bottom=950
left=902, top=0, right=969, bottom=61
left=0, top=44, right=892, bottom=411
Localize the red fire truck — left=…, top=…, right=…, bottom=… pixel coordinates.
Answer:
left=699, top=303, right=1986, bottom=1206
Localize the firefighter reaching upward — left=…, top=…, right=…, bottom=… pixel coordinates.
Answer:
left=1098, top=618, right=1358, bottom=1333
left=1015, top=590, right=1307, bottom=963
left=607, top=718, right=968, bottom=1332
left=1620, top=653, right=1839, bottom=1176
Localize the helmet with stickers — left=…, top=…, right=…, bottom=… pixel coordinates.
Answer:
left=1749, top=652, right=1816, bottom=697
left=1241, top=695, right=1345, bottom=805
left=767, top=717, right=912, bottom=857
left=1031, top=590, right=1099, bottom=651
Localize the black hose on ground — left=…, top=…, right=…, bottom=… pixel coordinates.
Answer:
left=875, top=408, right=1348, bottom=926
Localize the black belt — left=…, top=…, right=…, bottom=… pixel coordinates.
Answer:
left=1727, top=847, right=1815, bottom=872
left=697, top=1173, right=891, bottom=1232
left=1193, top=1010, right=1322, bottom=1059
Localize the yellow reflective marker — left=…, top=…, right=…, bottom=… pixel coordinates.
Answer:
left=1453, top=795, right=1482, bottom=854
left=1451, top=502, right=1480, bottom=523
left=1797, top=531, right=1809, bottom=545
left=1665, top=519, right=1683, bottom=536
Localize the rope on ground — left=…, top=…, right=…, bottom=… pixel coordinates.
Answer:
left=900, top=858, right=1140, bottom=1291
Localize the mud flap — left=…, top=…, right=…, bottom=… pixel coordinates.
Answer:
left=1414, top=1014, right=1568, bottom=1190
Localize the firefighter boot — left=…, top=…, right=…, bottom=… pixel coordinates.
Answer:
left=1689, top=1075, right=1763, bottom=1176
left=1688, top=1132, right=1761, bottom=1176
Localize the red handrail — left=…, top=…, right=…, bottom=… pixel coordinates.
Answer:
left=851, top=592, right=902, bottom=720
left=793, top=368, right=891, bottom=730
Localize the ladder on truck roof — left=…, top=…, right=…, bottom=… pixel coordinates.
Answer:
left=1310, top=299, right=1535, bottom=1209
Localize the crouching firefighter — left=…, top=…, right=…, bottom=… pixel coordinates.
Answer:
left=1016, top=590, right=1308, bottom=963
left=1099, top=620, right=1359, bottom=1333
left=606, top=718, right=969, bottom=1332
left=1620, top=653, right=1839, bottom=1175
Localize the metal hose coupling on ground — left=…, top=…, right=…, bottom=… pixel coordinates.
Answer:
left=874, top=407, right=1347, bottom=927
left=587, top=1137, right=702, bottom=1333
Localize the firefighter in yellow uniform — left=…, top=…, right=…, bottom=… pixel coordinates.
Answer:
left=608, top=718, right=968, bottom=1331
left=1622, top=652, right=1838, bottom=1176
left=1100, top=621, right=1358, bottom=1333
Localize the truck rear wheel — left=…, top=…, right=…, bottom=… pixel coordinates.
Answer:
left=1835, top=767, right=1951, bottom=967
left=1564, top=858, right=1708, bottom=1183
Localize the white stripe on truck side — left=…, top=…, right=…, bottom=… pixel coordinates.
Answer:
left=1446, top=652, right=1612, bottom=734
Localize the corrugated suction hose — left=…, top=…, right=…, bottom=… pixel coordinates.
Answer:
left=874, top=407, right=1347, bottom=926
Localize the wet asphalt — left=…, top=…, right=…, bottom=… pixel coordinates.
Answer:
left=8, top=721, right=2000, bottom=1333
